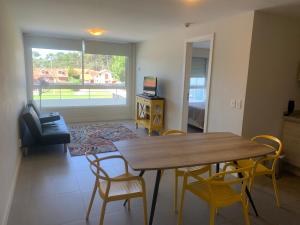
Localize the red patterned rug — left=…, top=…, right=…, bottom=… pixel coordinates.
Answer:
left=68, top=123, right=138, bottom=157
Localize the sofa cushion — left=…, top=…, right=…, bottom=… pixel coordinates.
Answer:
left=22, top=106, right=43, bottom=138
left=39, top=112, right=60, bottom=123
left=39, top=116, right=70, bottom=145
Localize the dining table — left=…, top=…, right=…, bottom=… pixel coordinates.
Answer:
left=114, top=132, right=275, bottom=225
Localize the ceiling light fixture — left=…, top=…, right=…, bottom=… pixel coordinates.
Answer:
left=184, top=0, right=202, bottom=5
left=87, top=28, right=106, bottom=36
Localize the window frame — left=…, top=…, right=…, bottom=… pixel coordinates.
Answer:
left=29, top=42, right=131, bottom=108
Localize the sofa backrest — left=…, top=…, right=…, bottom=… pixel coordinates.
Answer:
left=22, top=106, right=43, bottom=138
left=28, top=101, right=40, bottom=117
left=19, top=106, right=35, bottom=147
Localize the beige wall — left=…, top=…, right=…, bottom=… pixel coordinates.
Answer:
left=136, top=12, right=254, bottom=134
left=242, top=12, right=300, bottom=138
left=0, top=1, right=27, bottom=225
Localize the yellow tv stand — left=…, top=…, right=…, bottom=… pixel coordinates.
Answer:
left=135, top=94, right=164, bottom=136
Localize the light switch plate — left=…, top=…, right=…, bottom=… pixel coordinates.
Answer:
left=236, top=100, right=243, bottom=109
left=230, top=99, right=236, bottom=108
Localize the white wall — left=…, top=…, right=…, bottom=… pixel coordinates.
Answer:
left=0, top=1, right=27, bottom=224
left=136, top=12, right=254, bottom=134
left=242, top=12, right=300, bottom=138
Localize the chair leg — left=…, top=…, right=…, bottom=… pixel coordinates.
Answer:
left=127, top=199, right=131, bottom=211
left=209, top=165, right=212, bottom=177
left=174, top=171, right=178, bottom=213
left=64, top=144, right=68, bottom=153
left=177, top=178, right=186, bottom=225
left=142, top=194, right=148, bottom=225
left=210, top=206, right=215, bottom=225
left=86, top=180, right=97, bottom=220
left=99, top=200, right=107, bottom=225
left=249, top=175, right=254, bottom=192
left=272, top=173, right=280, bottom=207
left=242, top=200, right=250, bottom=225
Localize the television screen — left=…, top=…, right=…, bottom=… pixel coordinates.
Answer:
left=143, top=76, right=157, bottom=96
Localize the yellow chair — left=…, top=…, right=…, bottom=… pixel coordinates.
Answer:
left=237, top=135, right=283, bottom=207
left=177, top=163, right=252, bottom=225
left=85, top=153, right=148, bottom=225
left=162, top=130, right=211, bottom=212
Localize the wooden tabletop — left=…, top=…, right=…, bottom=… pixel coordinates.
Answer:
left=114, top=132, right=275, bottom=171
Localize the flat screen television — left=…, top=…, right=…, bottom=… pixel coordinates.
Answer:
left=143, top=76, right=157, bottom=96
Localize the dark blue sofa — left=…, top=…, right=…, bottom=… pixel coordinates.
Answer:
left=20, top=104, right=70, bottom=155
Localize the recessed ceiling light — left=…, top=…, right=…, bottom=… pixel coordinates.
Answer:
left=87, top=28, right=106, bottom=36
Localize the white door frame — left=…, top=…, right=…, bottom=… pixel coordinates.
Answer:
left=181, top=33, right=215, bottom=132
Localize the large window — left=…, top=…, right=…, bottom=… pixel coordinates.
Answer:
left=32, top=48, right=82, bottom=85
left=32, top=47, right=128, bottom=107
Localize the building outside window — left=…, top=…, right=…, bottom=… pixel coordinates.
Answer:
left=32, top=47, right=128, bottom=107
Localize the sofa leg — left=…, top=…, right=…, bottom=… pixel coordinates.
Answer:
left=22, top=147, right=28, bottom=157
left=64, top=144, right=68, bottom=153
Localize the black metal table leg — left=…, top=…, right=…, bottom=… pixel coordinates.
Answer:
left=149, top=170, right=162, bottom=225
left=233, top=161, right=259, bottom=217
left=123, top=170, right=145, bottom=206
left=245, top=186, right=259, bottom=216
left=216, top=163, right=220, bottom=173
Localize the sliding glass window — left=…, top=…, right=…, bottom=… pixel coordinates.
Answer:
left=31, top=41, right=128, bottom=108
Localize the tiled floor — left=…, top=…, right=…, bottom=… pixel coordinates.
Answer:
left=8, top=121, right=300, bottom=225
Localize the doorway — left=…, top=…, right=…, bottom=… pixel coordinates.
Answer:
left=181, top=35, right=214, bottom=133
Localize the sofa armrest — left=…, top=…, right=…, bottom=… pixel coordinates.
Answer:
left=39, top=112, right=60, bottom=123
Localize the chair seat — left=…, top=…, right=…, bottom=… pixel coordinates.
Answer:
left=100, top=173, right=143, bottom=200
left=188, top=181, right=241, bottom=206
left=238, top=159, right=270, bottom=175
left=177, top=165, right=210, bottom=175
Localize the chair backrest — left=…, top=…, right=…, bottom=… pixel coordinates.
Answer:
left=207, top=166, right=252, bottom=200
left=162, top=130, right=186, bottom=136
left=251, top=135, right=282, bottom=169
left=85, top=152, right=111, bottom=195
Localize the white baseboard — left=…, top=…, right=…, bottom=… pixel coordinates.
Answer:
left=1, top=153, right=22, bottom=225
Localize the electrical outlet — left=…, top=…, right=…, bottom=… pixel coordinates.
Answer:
left=230, top=99, right=236, bottom=108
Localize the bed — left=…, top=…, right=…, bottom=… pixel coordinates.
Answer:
left=188, top=102, right=205, bottom=129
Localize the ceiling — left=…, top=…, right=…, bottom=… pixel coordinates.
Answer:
left=7, top=0, right=300, bottom=43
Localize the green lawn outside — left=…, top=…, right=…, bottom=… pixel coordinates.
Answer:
left=33, top=89, right=113, bottom=100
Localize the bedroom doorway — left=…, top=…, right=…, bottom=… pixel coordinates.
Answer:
left=181, top=34, right=214, bottom=133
